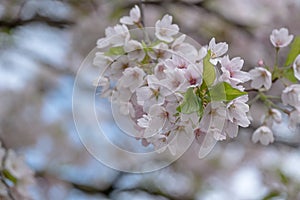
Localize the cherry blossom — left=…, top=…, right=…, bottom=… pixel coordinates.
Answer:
left=293, top=54, right=300, bottom=80
left=137, top=104, right=168, bottom=137
left=249, top=67, right=272, bottom=90
left=199, top=102, right=227, bottom=141
left=270, top=27, right=294, bottom=48
left=252, top=126, right=274, bottom=145
left=93, top=5, right=300, bottom=158
left=281, top=84, right=300, bottom=108
left=93, top=52, right=113, bottom=69
left=136, top=75, right=166, bottom=112
left=124, top=40, right=146, bottom=62
left=118, top=67, right=145, bottom=92
left=266, top=109, right=282, bottom=126
left=120, top=5, right=141, bottom=25
left=289, top=109, right=300, bottom=129
left=155, top=14, right=179, bottom=43
left=208, top=37, right=228, bottom=64
left=219, top=56, right=250, bottom=86
left=111, top=55, right=134, bottom=79
left=148, top=42, right=172, bottom=61
left=103, top=24, right=130, bottom=47
left=171, top=34, right=198, bottom=62
left=226, top=95, right=250, bottom=128
left=1, top=148, right=35, bottom=198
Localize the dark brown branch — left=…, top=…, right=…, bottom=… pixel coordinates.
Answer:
left=123, top=0, right=254, bottom=37
left=35, top=171, right=123, bottom=196
left=0, top=14, right=75, bottom=29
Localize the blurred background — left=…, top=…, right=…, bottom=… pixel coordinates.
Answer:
left=0, top=0, right=300, bottom=199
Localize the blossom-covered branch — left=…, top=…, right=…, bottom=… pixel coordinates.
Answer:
left=93, top=5, right=300, bottom=159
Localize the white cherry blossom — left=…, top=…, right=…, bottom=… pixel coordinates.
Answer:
left=93, top=52, right=113, bottom=69
left=293, top=54, right=300, bottom=80
left=155, top=14, right=179, bottom=43
left=171, top=34, right=198, bottom=62
left=249, top=67, right=272, bottom=90
left=281, top=84, right=300, bottom=108
left=197, top=46, right=207, bottom=61
left=124, top=40, right=145, bottom=61
left=111, top=55, right=134, bottom=79
left=165, top=55, right=191, bottom=70
left=289, top=109, right=300, bottom=129
left=118, top=67, right=145, bottom=92
left=208, top=38, right=228, bottom=64
left=267, top=109, right=282, bottom=125
left=270, top=27, right=293, bottom=48
left=226, top=95, right=250, bottom=127
left=222, top=120, right=239, bottom=138
left=137, top=104, right=168, bottom=137
left=4, top=150, right=32, bottom=180
left=120, top=5, right=141, bottom=25
left=220, top=56, right=250, bottom=86
left=160, top=69, right=188, bottom=94
left=168, top=124, right=194, bottom=156
left=94, top=76, right=111, bottom=98
left=154, top=63, right=167, bottom=80
left=96, top=37, right=110, bottom=48
left=195, top=128, right=218, bottom=159
left=148, top=42, right=172, bottom=61
left=136, top=75, right=166, bottom=112
left=183, top=63, right=203, bottom=86
left=199, top=102, right=227, bottom=141
left=252, top=126, right=274, bottom=145
left=104, top=24, right=130, bottom=47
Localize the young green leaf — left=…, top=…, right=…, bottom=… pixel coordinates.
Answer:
left=285, top=36, right=300, bottom=66
left=203, top=51, right=216, bottom=87
left=3, top=169, right=17, bottom=184
left=283, top=67, right=298, bottom=83
left=178, top=87, right=202, bottom=114
left=104, top=46, right=125, bottom=56
left=210, top=82, right=247, bottom=101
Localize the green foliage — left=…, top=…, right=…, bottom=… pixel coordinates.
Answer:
left=262, top=190, right=281, bottom=200
left=104, top=46, right=125, bottom=56
left=177, top=87, right=202, bottom=114
left=285, top=36, right=300, bottom=66
left=203, top=51, right=216, bottom=87
left=210, top=82, right=247, bottom=101
left=282, top=67, right=298, bottom=83
left=3, top=169, right=17, bottom=184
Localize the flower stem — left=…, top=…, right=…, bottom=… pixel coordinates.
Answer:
left=274, top=47, right=280, bottom=70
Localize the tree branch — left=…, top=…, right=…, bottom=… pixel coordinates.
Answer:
left=123, top=0, right=254, bottom=37
left=0, top=14, right=75, bottom=29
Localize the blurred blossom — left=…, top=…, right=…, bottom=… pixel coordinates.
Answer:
left=270, top=27, right=293, bottom=48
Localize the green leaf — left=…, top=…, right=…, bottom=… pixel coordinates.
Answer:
left=3, top=169, right=17, bottom=184
left=210, top=82, right=247, bottom=101
left=285, top=36, right=300, bottom=66
left=203, top=51, right=216, bottom=87
left=283, top=67, right=298, bottom=83
left=104, top=46, right=125, bottom=56
left=178, top=87, right=202, bottom=114
left=262, top=190, right=281, bottom=200
left=277, top=169, right=289, bottom=185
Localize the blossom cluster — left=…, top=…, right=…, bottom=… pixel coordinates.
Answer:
left=94, top=5, right=254, bottom=158
left=0, top=142, right=34, bottom=199
left=249, top=28, right=300, bottom=145
left=93, top=5, right=300, bottom=158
